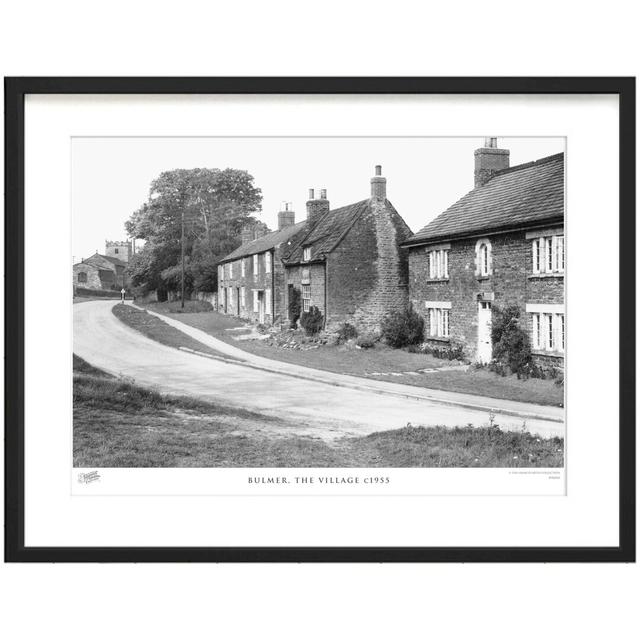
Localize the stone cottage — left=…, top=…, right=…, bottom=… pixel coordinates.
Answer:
left=403, top=138, right=565, bottom=368
left=217, top=166, right=413, bottom=333
left=216, top=204, right=306, bottom=324
left=73, top=244, right=130, bottom=291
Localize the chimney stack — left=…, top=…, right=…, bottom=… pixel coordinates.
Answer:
left=474, top=137, right=509, bottom=187
left=370, top=164, right=387, bottom=200
left=306, top=188, right=330, bottom=226
left=278, top=202, right=296, bottom=231
left=240, top=226, right=255, bottom=245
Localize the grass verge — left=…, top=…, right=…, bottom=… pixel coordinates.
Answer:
left=137, top=304, right=563, bottom=407
left=74, top=355, right=563, bottom=468
left=111, top=303, right=239, bottom=361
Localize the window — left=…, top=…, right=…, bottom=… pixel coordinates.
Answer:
left=228, top=286, right=234, bottom=308
left=303, top=247, right=311, bottom=262
left=530, top=312, right=564, bottom=353
left=265, top=288, right=272, bottom=314
left=240, top=287, right=246, bottom=308
left=229, top=261, right=234, bottom=278
left=302, top=284, right=311, bottom=312
left=532, top=234, right=564, bottom=274
left=114, top=248, right=119, bottom=254
left=428, top=249, right=449, bottom=279
left=253, top=254, right=259, bottom=278
left=253, top=290, right=259, bottom=312
left=426, top=303, right=450, bottom=338
left=218, top=265, right=224, bottom=282
left=77, top=272, right=87, bottom=283
left=475, top=239, right=492, bottom=277
left=241, top=258, right=246, bottom=278
left=479, top=243, right=489, bottom=276
left=265, top=251, right=272, bottom=273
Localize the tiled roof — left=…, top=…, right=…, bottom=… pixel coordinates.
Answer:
left=283, top=199, right=371, bottom=263
left=77, top=253, right=126, bottom=269
left=218, top=221, right=306, bottom=263
left=405, top=153, right=564, bottom=245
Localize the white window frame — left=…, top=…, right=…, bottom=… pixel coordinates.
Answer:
left=265, top=251, right=272, bottom=274
left=425, top=302, right=451, bottom=338
left=428, top=249, right=449, bottom=279
left=302, top=284, right=311, bottom=312
left=241, top=258, right=246, bottom=278
left=474, top=238, right=492, bottom=277
left=253, top=254, right=259, bottom=279
left=240, top=286, right=246, bottom=308
left=528, top=305, right=565, bottom=354
left=265, top=288, right=272, bottom=315
left=229, top=261, right=234, bottom=278
left=253, top=290, right=259, bottom=312
left=303, top=246, right=311, bottom=262
left=530, top=232, right=564, bottom=275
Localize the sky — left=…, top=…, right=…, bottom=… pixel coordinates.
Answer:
left=71, top=136, right=564, bottom=263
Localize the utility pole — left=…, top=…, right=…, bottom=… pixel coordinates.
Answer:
left=181, top=206, right=185, bottom=309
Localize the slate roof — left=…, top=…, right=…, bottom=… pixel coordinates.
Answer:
left=405, top=152, right=564, bottom=246
left=76, top=253, right=127, bottom=268
left=283, top=199, right=372, bottom=264
left=218, top=221, right=306, bottom=264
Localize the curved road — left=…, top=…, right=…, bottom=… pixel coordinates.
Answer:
left=74, top=301, right=564, bottom=439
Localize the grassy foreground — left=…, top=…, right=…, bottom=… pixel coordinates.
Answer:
left=73, top=355, right=564, bottom=468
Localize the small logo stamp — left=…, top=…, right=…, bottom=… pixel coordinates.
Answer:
left=78, top=470, right=101, bottom=484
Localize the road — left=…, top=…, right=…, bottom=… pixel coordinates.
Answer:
left=73, top=301, right=565, bottom=440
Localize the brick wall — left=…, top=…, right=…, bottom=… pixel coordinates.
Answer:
left=408, top=229, right=564, bottom=364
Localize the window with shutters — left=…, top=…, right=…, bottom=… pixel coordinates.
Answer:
left=532, top=234, right=564, bottom=275
left=302, top=284, right=311, bottom=312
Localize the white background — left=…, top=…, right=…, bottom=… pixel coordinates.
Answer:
left=1, top=2, right=638, bottom=639
left=29, top=94, right=604, bottom=545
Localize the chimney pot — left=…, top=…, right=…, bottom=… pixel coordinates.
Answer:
left=320, top=188, right=327, bottom=199
left=370, top=164, right=387, bottom=200
left=306, top=188, right=330, bottom=226
left=278, top=203, right=296, bottom=230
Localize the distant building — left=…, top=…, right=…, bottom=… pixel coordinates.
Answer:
left=217, top=166, right=413, bottom=333
left=403, top=139, right=565, bottom=368
left=73, top=241, right=132, bottom=290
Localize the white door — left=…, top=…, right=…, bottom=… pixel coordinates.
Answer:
left=477, top=301, right=492, bottom=363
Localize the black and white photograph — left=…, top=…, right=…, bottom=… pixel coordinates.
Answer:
left=72, top=136, right=565, bottom=473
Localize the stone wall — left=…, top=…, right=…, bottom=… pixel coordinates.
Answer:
left=408, top=229, right=564, bottom=365
left=326, top=199, right=412, bottom=333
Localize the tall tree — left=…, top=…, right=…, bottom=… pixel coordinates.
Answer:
left=126, top=168, right=264, bottom=295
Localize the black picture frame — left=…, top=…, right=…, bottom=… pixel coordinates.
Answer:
left=4, top=77, right=636, bottom=563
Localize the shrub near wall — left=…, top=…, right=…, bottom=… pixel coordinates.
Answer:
left=381, top=305, right=424, bottom=348
left=300, top=305, right=323, bottom=335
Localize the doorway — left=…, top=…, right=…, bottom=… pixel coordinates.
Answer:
left=258, top=290, right=265, bottom=324
left=236, top=287, right=240, bottom=316
left=477, top=301, right=492, bottom=363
